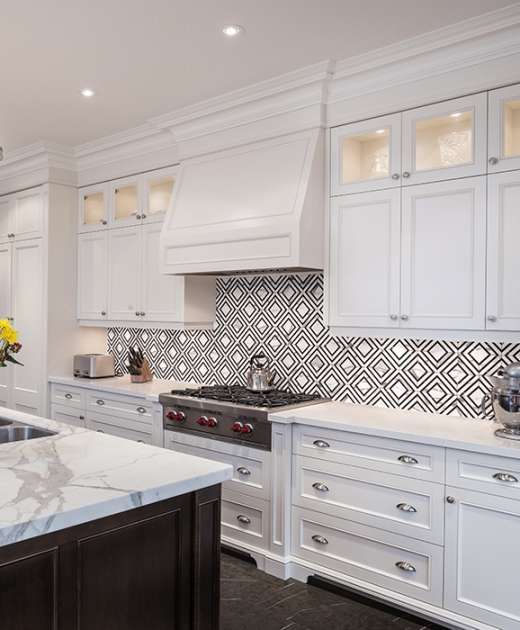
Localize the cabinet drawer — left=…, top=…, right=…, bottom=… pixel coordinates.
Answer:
left=447, top=449, right=520, bottom=499
left=221, top=491, right=269, bottom=550
left=86, top=392, right=152, bottom=426
left=293, top=456, right=444, bottom=544
left=165, top=434, right=270, bottom=499
left=51, top=404, right=86, bottom=428
left=292, top=507, right=443, bottom=606
left=87, top=412, right=152, bottom=444
left=51, top=385, right=85, bottom=409
left=294, top=425, right=444, bottom=483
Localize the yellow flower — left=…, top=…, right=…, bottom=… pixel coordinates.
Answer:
left=0, top=319, right=18, bottom=345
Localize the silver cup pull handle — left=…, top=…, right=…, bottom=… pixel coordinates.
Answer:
left=396, top=503, right=417, bottom=513
left=313, top=440, right=330, bottom=449
left=311, top=534, right=328, bottom=545
left=237, top=466, right=251, bottom=476
left=236, top=514, right=251, bottom=525
left=395, top=561, right=416, bottom=573
left=493, top=472, right=518, bottom=483
left=312, top=482, right=330, bottom=493
left=398, top=455, right=418, bottom=465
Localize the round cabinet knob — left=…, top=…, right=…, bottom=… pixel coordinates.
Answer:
left=136, top=406, right=146, bottom=414
left=65, top=393, right=73, bottom=399
left=101, top=311, right=107, bottom=316
left=446, top=496, right=456, bottom=504
left=390, top=314, right=398, bottom=321
left=135, top=311, right=140, bottom=316
left=100, top=219, right=107, bottom=225
left=231, top=421, right=243, bottom=433
left=402, top=171, right=411, bottom=178
left=391, top=173, right=400, bottom=180
left=141, top=214, right=147, bottom=219
left=487, top=315, right=497, bottom=322
left=207, top=417, right=218, bottom=428
left=489, top=157, right=499, bottom=165
left=197, top=415, right=209, bottom=426
left=136, top=214, right=142, bottom=220
left=240, top=423, right=254, bottom=434
left=400, top=314, right=409, bottom=321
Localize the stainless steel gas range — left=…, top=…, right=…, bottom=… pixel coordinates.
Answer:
left=159, top=385, right=326, bottom=451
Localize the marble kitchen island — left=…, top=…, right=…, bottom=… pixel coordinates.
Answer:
left=0, top=407, right=232, bottom=630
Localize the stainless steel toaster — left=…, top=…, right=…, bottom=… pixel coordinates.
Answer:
left=73, top=354, right=115, bottom=379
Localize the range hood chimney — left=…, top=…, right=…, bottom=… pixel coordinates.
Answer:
left=160, top=129, right=324, bottom=275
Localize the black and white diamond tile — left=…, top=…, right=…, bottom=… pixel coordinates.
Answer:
left=107, top=273, right=520, bottom=419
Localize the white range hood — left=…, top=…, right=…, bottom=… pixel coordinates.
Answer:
left=160, top=129, right=324, bottom=275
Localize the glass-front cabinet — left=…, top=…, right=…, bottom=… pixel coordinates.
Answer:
left=142, top=166, right=177, bottom=223
left=401, top=93, right=487, bottom=185
left=330, top=114, right=401, bottom=195
left=489, top=84, right=520, bottom=173
left=110, top=176, right=140, bottom=228
left=79, top=184, right=109, bottom=233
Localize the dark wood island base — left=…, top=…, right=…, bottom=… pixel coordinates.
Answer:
left=0, top=484, right=221, bottom=630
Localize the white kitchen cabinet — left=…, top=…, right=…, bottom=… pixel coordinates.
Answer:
left=402, top=93, right=487, bottom=185
left=330, top=114, right=402, bottom=195
left=329, top=189, right=401, bottom=328
left=0, top=189, right=44, bottom=243
left=486, top=170, right=520, bottom=331
left=107, top=226, right=141, bottom=321
left=488, top=83, right=520, bottom=174
left=400, top=177, right=486, bottom=330
left=51, top=404, right=86, bottom=428
left=141, top=166, right=177, bottom=224
left=140, top=223, right=182, bottom=322
left=78, top=183, right=109, bottom=233
left=444, top=487, right=520, bottom=630
left=109, top=175, right=141, bottom=228
left=0, top=195, right=13, bottom=243
left=10, top=239, right=44, bottom=415
left=77, top=231, right=108, bottom=320
left=0, top=241, right=12, bottom=407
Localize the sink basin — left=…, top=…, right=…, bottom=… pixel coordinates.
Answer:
left=0, top=425, right=56, bottom=444
left=0, top=418, right=13, bottom=427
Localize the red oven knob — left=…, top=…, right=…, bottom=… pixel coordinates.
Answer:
left=166, top=410, right=185, bottom=422
left=207, top=417, right=218, bottom=428
left=240, top=423, right=254, bottom=435
left=231, top=421, right=243, bottom=433
left=197, top=416, right=209, bottom=426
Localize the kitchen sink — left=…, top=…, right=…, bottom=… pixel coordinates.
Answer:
left=0, top=423, right=57, bottom=444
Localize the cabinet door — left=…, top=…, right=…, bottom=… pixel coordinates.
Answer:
left=0, top=195, right=14, bottom=243
left=400, top=177, right=486, bottom=330
left=488, top=83, right=520, bottom=173
left=0, top=242, right=12, bottom=407
left=79, top=183, right=109, bottom=233
left=141, top=223, right=182, bottom=322
left=11, top=239, right=44, bottom=415
left=107, top=226, right=141, bottom=321
left=487, top=171, right=520, bottom=331
left=402, top=93, right=487, bottom=185
left=329, top=190, right=401, bottom=328
left=445, top=487, right=520, bottom=630
left=77, top=232, right=108, bottom=320
left=330, top=114, right=402, bottom=195
left=109, top=176, right=142, bottom=228
left=12, top=189, right=44, bottom=240
left=51, top=404, right=86, bottom=428
left=141, top=167, right=177, bottom=224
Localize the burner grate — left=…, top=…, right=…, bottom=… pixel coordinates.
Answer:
left=169, top=385, right=321, bottom=409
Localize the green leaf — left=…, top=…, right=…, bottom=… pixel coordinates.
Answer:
left=5, top=355, right=23, bottom=366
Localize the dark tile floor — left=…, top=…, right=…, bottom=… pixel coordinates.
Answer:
left=220, top=553, right=445, bottom=630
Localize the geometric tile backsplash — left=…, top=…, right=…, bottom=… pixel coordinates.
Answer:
left=108, top=273, right=520, bottom=419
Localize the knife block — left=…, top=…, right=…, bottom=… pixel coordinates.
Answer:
left=130, top=358, right=153, bottom=383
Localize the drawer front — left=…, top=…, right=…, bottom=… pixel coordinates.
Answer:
left=87, top=413, right=152, bottom=444
left=294, top=425, right=444, bottom=483
left=166, top=436, right=269, bottom=499
left=447, top=449, right=520, bottom=499
left=51, top=385, right=85, bottom=409
left=51, top=404, right=86, bottom=428
left=293, top=456, right=444, bottom=544
left=86, top=392, right=152, bottom=426
left=221, top=491, right=269, bottom=550
left=292, top=507, right=443, bottom=606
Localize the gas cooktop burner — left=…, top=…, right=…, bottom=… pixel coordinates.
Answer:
left=169, top=385, right=321, bottom=409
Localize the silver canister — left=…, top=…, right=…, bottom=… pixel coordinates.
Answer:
left=482, top=363, right=520, bottom=440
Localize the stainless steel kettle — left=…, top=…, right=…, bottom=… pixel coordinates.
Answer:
left=482, top=362, right=520, bottom=439
left=246, top=354, right=275, bottom=392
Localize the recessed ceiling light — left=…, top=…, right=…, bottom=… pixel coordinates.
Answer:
left=81, top=88, right=95, bottom=98
left=375, top=129, right=386, bottom=134
left=222, top=24, right=244, bottom=37
left=450, top=112, right=462, bottom=118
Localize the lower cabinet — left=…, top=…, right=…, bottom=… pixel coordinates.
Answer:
left=0, top=487, right=221, bottom=630
left=444, top=487, right=520, bottom=630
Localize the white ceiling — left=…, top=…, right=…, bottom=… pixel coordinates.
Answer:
left=0, top=0, right=515, bottom=152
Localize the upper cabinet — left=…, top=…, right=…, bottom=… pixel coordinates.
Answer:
left=330, top=114, right=401, bottom=195
left=489, top=84, right=520, bottom=174
left=78, top=166, right=178, bottom=233
left=402, top=93, right=487, bottom=185
left=0, top=189, right=44, bottom=243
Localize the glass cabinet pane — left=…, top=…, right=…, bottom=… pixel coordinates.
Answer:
left=341, top=128, right=390, bottom=184
left=114, top=184, right=138, bottom=220
left=83, top=192, right=105, bottom=225
left=504, top=99, right=520, bottom=158
left=414, top=110, right=473, bottom=172
left=147, top=176, right=175, bottom=216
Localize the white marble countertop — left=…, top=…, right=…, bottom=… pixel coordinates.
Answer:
left=49, top=375, right=200, bottom=402
left=0, top=406, right=232, bottom=547
left=270, top=401, right=520, bottom=460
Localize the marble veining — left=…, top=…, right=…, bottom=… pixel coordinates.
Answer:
left=0, top=407, right=232, bottom=547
